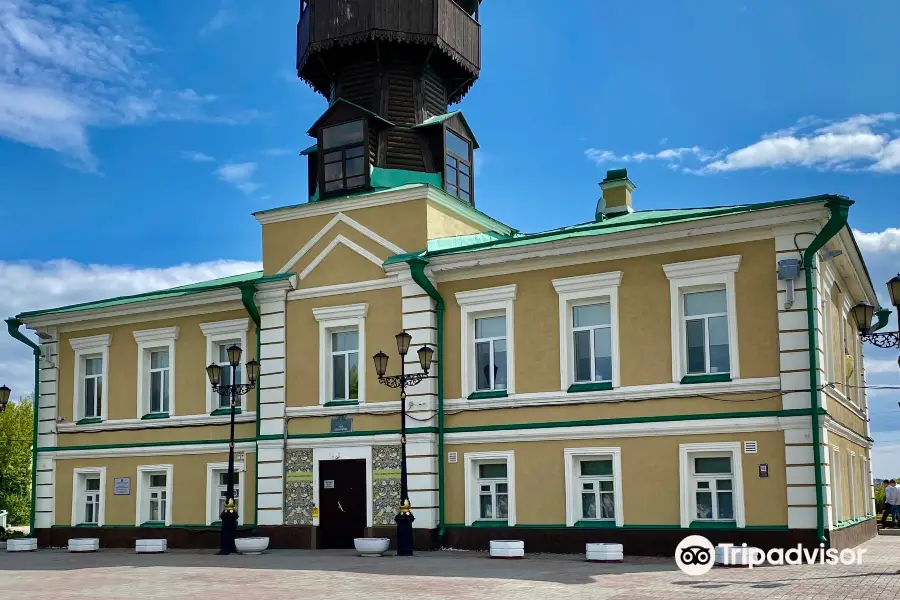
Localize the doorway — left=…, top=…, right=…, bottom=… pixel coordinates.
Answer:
left=318, top=459, right=367, bottom=549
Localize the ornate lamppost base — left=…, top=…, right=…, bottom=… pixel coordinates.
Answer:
left=218, top=509, right=239, bottom=555
left=395, top=512, right=416, bottom=556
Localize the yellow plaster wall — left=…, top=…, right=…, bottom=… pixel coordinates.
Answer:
left=284, top=287, right=403, bottom=407
left=57, top=309, right=256, bottom=423
left=426, top=202, right=485, bottom=241
left=444, top=430, right=788, bottom=526
left=54, top=452, right=256, bottom=526
left=439, top=240, right=779, bottom=400
left=299, top=242, right=388, bottom=288
left=57, top=423, right=256, bottom=448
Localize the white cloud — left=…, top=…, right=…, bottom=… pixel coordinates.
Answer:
left=217, top=162, right=262, bottom=194
left=854, top=228, right=900, bottom=254
left=0, top=259, right=261, bottom=395
left=0, top=0, right=257, bottom=169
left=585, top=113, right=900, bottom=174
left=866, top=358, right=900, bottom=374
left=199, top=7, right=231, bottom=37
left=181, top=150, right=216, bottom=163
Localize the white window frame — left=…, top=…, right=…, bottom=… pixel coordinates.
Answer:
left=464, top=450, right=515, bottom=526
left=71, top=467, right=106, bottom=526
left=70, top=334, right=112, bottom=422
left=861, top=457, right=872, bottom=515
left=679, top=442, right=745, bottom=528
left=206, top=461, right=245, bottom=525
left=456, top=285, right=517, bottom=397
left=134, top=327, right=179, bottom=417
left=830, top=446, right=842, bottom=524
left=313, top=303, right=368, bottom=405
left=663, top=256, right=741, bottom=382
left=200, top=319, right=249, bottom=414
left=552, top=272, right=623, bottom=390
left=564, top=447, right=623, bottom=527
left=135, top=464, right=173, bottom=526
left=849, top=451, right=858, bottom=518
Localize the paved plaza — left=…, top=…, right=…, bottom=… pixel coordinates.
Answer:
left=3, top=537, right=900, bottom=599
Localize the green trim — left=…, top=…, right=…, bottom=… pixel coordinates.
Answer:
left=74, top=523, right=99, bottom=528
left=567, top=381, right=613, bottom=393
left=804, top=196, right=853, bottom=547
left=38, top=436, right=258, bottom=453
left=239, top=280, right=261, bottom=536
left=141, top=413, right=169, bottom=420
left=370, top=167, right=443, bottom=191
left=288, top=427, right=437, bottom=440
left=832, top=516, right=874, bottom=531
left=680, top=373, right=731, bottom=384
left=210, top=407, right=241, bottom=416
left=77, top=417, right=103, bottom=425
left=573, top=520, right=617, bottom=528
left=52, top=524, right=255, bottom=530
left=300, top=143, right=317, bottom=156
left=467, top=390, right=508, bottom=400
left=140, top=521, right=167, bottom=528
left=5, top=318, right=41, bottom=535
left=689, top=520, right=737, bottom=529
left=323, top=400, right=360, bottom=407
left=211, top=520, right=222, bottom=527
left=871, top=308, right=892, bottom=332
left=239, top=284, right=261, bottom=329
left=471, top=520, right=508, bottom=528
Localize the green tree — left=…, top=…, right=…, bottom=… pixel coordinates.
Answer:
left=0, top=396, right=33, bottom=525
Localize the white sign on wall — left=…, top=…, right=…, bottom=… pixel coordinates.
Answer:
left=113, top=477, right=131, bottom=495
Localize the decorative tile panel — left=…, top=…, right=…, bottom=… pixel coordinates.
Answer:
left=373, top=445, right=401, bottom=525
left=284, top=448, right=314, bottom=525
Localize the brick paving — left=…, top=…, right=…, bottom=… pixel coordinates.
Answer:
left=3, top=537, right=900, bottom=599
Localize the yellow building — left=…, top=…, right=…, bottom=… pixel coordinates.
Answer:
left=5, top=0, right=882, bottom=554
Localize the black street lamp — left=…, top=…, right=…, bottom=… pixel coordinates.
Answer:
left=0, top=385, right=11, bottom=413
left=851, top=274, right=900, bottom=368
left=373, top=332, right=434, bottom=557
left=205, top=345, right=260, bottom=555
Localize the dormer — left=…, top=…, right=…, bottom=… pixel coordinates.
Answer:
left=414, top=111, right=479, bottom=206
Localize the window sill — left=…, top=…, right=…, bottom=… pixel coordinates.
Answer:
left=140, top=521, right=167, bottom=528
left=567, top=381, right=613, bottom=393
left=468, top=390, right=508, bottom=400
left=76, top=417, right=103, bottom=425
left=210, top=520, right=222, bottom=527
left=210, top=407, right=241, bottom=416
left=323, top=400, right=360, bottom=407
left=689, top=520, right=737, bottom=529
left=680, top=373, right=731, bottom=385
left=470, top=520, right=509, bottom=528
left=141, top=413, right=170, bottom=420
left=573, top=520, right=617, bottom=528
left=75, top=523, right=99, bottom=528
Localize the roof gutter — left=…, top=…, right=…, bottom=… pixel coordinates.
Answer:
left=239, top=284, right=261, bottom=534
left=405, top=257, right=447, bottom=538
left=803, top=196, right=853, bottom=546
left=5, top=318, right=42, bottom=535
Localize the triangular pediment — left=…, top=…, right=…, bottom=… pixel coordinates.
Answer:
left=299, top=236, right=388, bottom=287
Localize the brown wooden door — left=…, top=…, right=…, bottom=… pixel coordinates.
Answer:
left=319, top=459, right=367, bottom=549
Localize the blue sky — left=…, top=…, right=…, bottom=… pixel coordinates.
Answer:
left=1, top=1, right=898, bottom=472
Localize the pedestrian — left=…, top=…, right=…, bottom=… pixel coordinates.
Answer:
left=881, top=480, right=894, bottom=528
left=892, top=480, right=900, bottom=529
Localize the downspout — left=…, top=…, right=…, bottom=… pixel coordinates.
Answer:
left=6, top=318, right=42, bottom=535
left=406, top=257, right=447, bottom=538
left=870, top=308, right=892, bottom=333
left=803, top=196, right=853, bottom=545
left=239, top=284, right=262, bottom=533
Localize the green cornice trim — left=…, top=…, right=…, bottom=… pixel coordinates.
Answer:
left=288, top=427, right=438, bottom=440
left=74, top=523, right=99, bottom=528
left=141, top=413, right=170, bottom=420
left=567, top=381, right=613, bottom=393
left=689, top=520, right=737, bottom=529
left=441, top=523, right=789, bottom=531
left=210, top=407, right=241, bottom=416
left=52, top=524, right=255, bottom=530
left=681, top=373, right=731, bottom=384
left=467, top=390, right=508, bottom=400
left=76, top=417, right=103, bottom=425
left=832, top=516, right=874, bottom=531
left=140, top=521, right=167, bottom=528
left=37, top=436, right=258, bottom=453
left=574, top=520, right=617, bottom=528
left=470, top=520, right=508, bottom=528
left=323, top=400, right=360, bottom=407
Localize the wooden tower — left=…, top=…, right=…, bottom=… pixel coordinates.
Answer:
left=297, top=0, right=482, bottom=205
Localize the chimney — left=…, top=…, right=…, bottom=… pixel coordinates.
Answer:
left=597, top=169, right=635, bottom=219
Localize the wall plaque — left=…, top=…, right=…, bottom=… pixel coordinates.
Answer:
left=758, top=464, right=769, bottom=478
left=113, top=477, right=131, bottom=495
left=331, top=416, right=352, bottom=434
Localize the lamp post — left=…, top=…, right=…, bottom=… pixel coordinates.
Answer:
left=0, top=385, right=10, bottom=413
left=205, top=345, right=260, bottom=555
left=372, top=332, right=434, bottom=557
left=851, top=274, right=900, bottom=368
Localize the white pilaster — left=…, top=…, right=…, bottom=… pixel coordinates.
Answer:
left=35, top=327, right=58, bottom=528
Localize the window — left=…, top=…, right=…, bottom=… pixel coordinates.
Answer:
left=320, top=120, right=367, bottom=194
left=313, top=304, right=368, bottom=405
left=683, top=290, right=730, bottom=375
left=663, top=256, right=741, bottom=382
left=134, top=326, right=178, bottom=417
left=564, top=447, right=623, bottom=526
left=72, top=468, right=106, bottom=526
left=456, top=285, right=517, bottom=398
left=679, top=442, right=745, bottom=528
left=444, top=129, right=472, bottom=202
left=136, top=465, right=173, bottom=526
left=464, top=450, right=516, bottom=526
left=553, top=272, right=623, bottom=391
left=207, top=462, right=245, bottom=525
left=474, top=316, right=507, bottom=392
left=830, top=446, right=842, bottom=524
left=477, top=463, right=509, bottom=520
left=69, top=334, right=111, bottom=422
left=200, top=319, right=250, bottom=414
left=861, top=457, right=872, bottom=516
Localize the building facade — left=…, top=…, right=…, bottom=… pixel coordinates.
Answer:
left=6, top=0, right=881, bottom=553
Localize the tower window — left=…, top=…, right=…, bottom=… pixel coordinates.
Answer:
left=444, top=129, right=472, bottom=202
left=320, top=120, right=367, bottom=194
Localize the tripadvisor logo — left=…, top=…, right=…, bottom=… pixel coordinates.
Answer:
left=675, top=535, right=867, bottom=574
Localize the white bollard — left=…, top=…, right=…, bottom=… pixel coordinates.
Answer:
left=585, top=543, right=623, bottom=562
left=67, top=538, right=100, bottom=552
left=490, top=540, right=524, bottom=559
left=135, top=539, right=167, bottom=554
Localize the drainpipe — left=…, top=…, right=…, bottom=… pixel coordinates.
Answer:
left=5, top=318, right=42, bottom=535
left=406, top=257, right=446, bottom=539
left=803, top=196, right=853, bottom=546
left=239, top=284, right=262, bottom=533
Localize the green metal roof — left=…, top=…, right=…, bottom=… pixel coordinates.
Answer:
left=300, top=143, right=317, bottom=155
left=16, top=271, right=293, bottom=320
left=413, top=112, right=462, bottom=128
